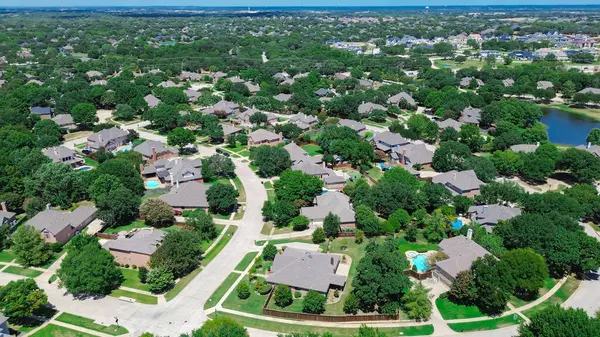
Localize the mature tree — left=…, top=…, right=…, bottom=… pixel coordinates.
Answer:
left=478, top=181, right=525, bottom=205
left=423, top=211, right=449, bottom=243
left=147, top=267, right=174, bottom=293
left=139, top=198, right=174, bottom=227
left=323, top=213, right=341, bottom=238
left=459, top=124, right=484, bottom=152
left=448, top=270, right=477, bottom=305
left=290, top=215, right=309, bottom=231
left=481, top=99, right=542, bottom=128
left=58, top=237, right=123, bottom=295
left=159, top=88, right=188, bottom=105
left=25, top=163, right=84, bottom=208
left=302, top=290, right=326, bottom=314
left=93, top=180, right=140, bottom=227
left=201, top=154, right=236, bottom=181
left=273, top=284, right=293, bottom=307
left=432, top=141, right=472, bottom=172
left=452, top=195, right=474, bottom=214
left=114, top=104, right=136, bottom=121
left=557, top=147, right=600, bottom=183
left=387, top=209, right=411, bottom=232
left=249, top=145, right=291, bottom=178
left=145, top=104, right=179, bottom=131
left=150, top=230, right=203, bottom=277
left=317, top=126, right=360, bottom=153
left=564, top=184, right=600, bottom=221
left=518, top=305, right=599, bottom=337
left=264, top=199, right=298, bottom=228
left=522, top=192, right=584, bottom=220
left=274, top=170, right=323, bottom=205
left=421, top=182, right=452, bottom=211
left=439, top=127, right=459, bottom=142
left=11, top=225, right=52, bottom=267
left=186, top=210, right=218, bottom=241
left=24, top=197, right=45, bottom=219
left=96, top=158, right=145, bottom=195
left=236, top=281, right=250, bottom=299
left=0, top=279, right=48, bottom=321
left=520, top=153, right=555, bottom=183
left=206, top=183, right=238, bottom=215
left=406, top=114, right=438, bottom=143
left=471, top=255, right=515, bottom=314
left=353, top=238, right=411, bottom=314
left=491, top=150, right=524, bottom=176
left=167, top=127, right=195, bottom=150
left=503, top=249, right=549, bottom=300
left=312, top=227, right=326, bottom=244
left=262, top=243, right=277, bottom=261
left=465, top=156, right=498, bottom=183
left=34, top=119, right=62, bottom=147
left=355, top=205, right=382, bottom=237
left=379, top=167, right=420, bottom=191
left=586, top=128, right=600, bottom=146
left=190, top=316, right=248, bottom=337
left=343, top=293, right=360, bottom=315
left=402, top=282, right=432, bottom=320
left=71, top=103, right=97, bottom=128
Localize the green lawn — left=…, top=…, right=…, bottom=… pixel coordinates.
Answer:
left=300, top=144, right=323, bottom=156
left=233, top=177, right=246, bottom=203
left=396, top=237, right=440, bottom=253
left=434, top=58, right=488, bottom=70
left=49, top=274, right=58, bottom=283
left=204, top=272, right=240, bottom=310
left=141, top=192, right=165, bottom=202
left=266, top=189, right=276, bottom=202
left=510, top=278, right=557, bottom=308
left=3, top=266, right=43, bottom=278
left=436, top=295, right=485, bottom=320
left=324, top=237, right=366, bottom=315
left=522, top=276, right=580, bottom=318
left=225, top=142, right=248, bottom=153
left=104, top=220, right=148, bottom=234
left=448, top=315, right=523, bottom=332
left=235, top=252, right=259, bottom=272
left=361, top=119, right=392, bottom=128
left=260, top=222, right=274, bottom=235
left=201, top=226, right=238, bottom=267
left=41, top=251, right=65, bottom=269
left=222, top=277, right=269, bottom=315
left=30, top=324, right=99, bottom=337
left=250, top=256, right=272, bottom=275
left=267, top=296, right=304, bottom=313
left=164, top=267, right=202, bottom=301
left=265, top=237, right=315, bottom=246
left=56, top=313, right=128, bottom=336
left=366, top=166, right=383, bottom=181
left=263, top=181, right=273, bottom=189
left=84, top=157, right=99, bottom=167
left=208, top=312, right=434, bottom=337
left=109, top=289, right=158, bottom=304
left=120, top=268, right=150, bottom=292
left=0, top=250, right=16, bottom=262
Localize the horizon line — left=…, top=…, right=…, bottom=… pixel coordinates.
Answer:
left=3, top=4, right=600, bottom=8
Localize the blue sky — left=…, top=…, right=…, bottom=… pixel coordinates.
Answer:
left=3, top=0, right=600, bottom=7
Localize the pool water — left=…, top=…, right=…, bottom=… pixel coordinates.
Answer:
left=412, top=254, right=430, bottom=273
left=145, top=181, right=160, bottom=189
left=113, top=146, right=132, bottom=154
left=452, top=219, right=463, bottom=230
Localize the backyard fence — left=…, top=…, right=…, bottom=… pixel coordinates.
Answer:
left=95, top=233, right=118, bottom=240
left=403, top=269, right=433, bottom=280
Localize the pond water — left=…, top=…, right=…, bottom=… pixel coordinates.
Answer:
left=541, top=108, right=600, bottom=145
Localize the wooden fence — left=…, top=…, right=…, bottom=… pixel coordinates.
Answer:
left=95, top=233, right=118, bottom=240
left=403, top=269, right=433, bottom=280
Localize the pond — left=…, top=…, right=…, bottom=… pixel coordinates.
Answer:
left=541, top=108, right=600, bottom=145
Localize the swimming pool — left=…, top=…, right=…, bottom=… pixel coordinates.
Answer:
left=145, top=180, right=160, bottom=189
left=113, top=146, right=132, bottom=154
left=452, top=219, right=463, bottom=230
left=412, top=254, right=430, bottom=273
left=76, top=166, right=93, bottom=172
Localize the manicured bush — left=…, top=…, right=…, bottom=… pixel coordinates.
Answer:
left=262, top=243, right=277, bottom=261
left=138, top=267, right=148, bottom=283
left=273, top=284, right=293, bottom=307
left=258, top=284, right=272, bottom=295
left=294, top=291, right=302, bottom=299
left=236, top=282, right=250, bottom=299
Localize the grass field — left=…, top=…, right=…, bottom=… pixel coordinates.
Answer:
left=120, top=268, right=150, bottom=292
left=366, top=166, right=383, bottom=181
left=84, top=158, right=99, bottom=167
left=235, top=252, right=259, bottom=272
left=396, top=237, right=440, bottom=253
left=4, top=266, right=43, bottom=278
left=204, top=272, right=240, bottom=309
left=522, top=276, right=580, bottom=318
left=208, top=312, right=434, bottom=337
left=201, top=226, right=238, bottom=267
left=233, top=177, right=246, bottom=203
left=263, top=181, right=273, bottom=189
left=448, top=315, right=523, bottom=332
left=0, top=250, right=16, bottom=262
left=436, top=295, right=485, bottom=320
left=323, top=238, right=365, bottom=315
left=141, top=192, right=165, bottom=202
left=56, top=313, right=128, bottom=336
left=109, top=289, right=158, bottom=304
left=300, top=144, right=323, bottom=156
left=164, top=267, right=203, bottom=301
left=30, top=324, right=99, bottom=337
left=509, top=278, right=557, bottom=308
left=222, top=277, right=269, bottom=315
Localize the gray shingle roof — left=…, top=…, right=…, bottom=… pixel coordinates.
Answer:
left=133, top=140, right=178, bottom=159
left=468, top=204, right=522, bottom=227
left=459, top=107, right=482, bottom=125
left=436, top=235, right=490, bottom=279
left=578, top=87, right=600, bottom=95
left=273, top=93, right=292, bottom=103
left=248, top=129, right=281, bottom=143
left=373, top=131, right=410, bottom=150
left=144, top=94, right=161, bottom=108
left=337, top=119, right=366, bottom=133
left=358, top=102, right=387, bottom=114
left=394, top=143, right=434, bottom=165
left=537, top=81, right=554, bottom=89
left=104, top=228, right=165, bottom=255
left=51, top=114, right=75, bottom=127
left=222, top=124, right=242, bottom=137
left=159, top=181, right=209, bottom=208
left=301, top=192, right=355, bottom=224
left=87, top=127, right=129, bottom=149
left=267, top=248, right=346, bottom=293
left=387, top=92, right=416, bottom=106
left=436, top=118, right=463, bottom=131
left=509, top=144, right=539, bottom=153
left=432, top=170, right=485, bottom=195
left=234, top=108, right=277, bottom=125
left=27, top=206, right=97, bottom=235
left=0, top=211, right=16, bottom=225
left=43, top=146, right=83, bottom=165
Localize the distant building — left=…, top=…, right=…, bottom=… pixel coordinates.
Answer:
left=434, top=235, right=490, bottom=286
left=467, top=204, right=522, bottom=232
left=432, top=170, right=485, bottom=197
left=87, top=127, right=129, bottom=152
left=52, top=114, right=76, bottom=130
left=30, top=106, right=54, bottom=120
left=247, top=129, right=283, bottom=147
left=104, top=228, right=166, bottom=268
left=0, top=202, right=17, bottom=227
left=337, top=119, right=367, bottom=135
left=28, top=205, right=98, bottom=244
left=43, top=146, right=84, bottom=168
left=133, top=140, right=178, bottom=163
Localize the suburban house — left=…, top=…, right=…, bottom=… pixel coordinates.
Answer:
left=233, top=108, right=278, bottom=126
left=537, top=81, right=554, bottom=90
left=43, top=146, right=84, bottom=168
left=503, top=79, right=515, bottom=87
left=159, top=181, right=210, bottom=211
left=52, top=114, right=77, bottom=130
left=459, top=107, right=482, bottom=125
left=179, top=71, right=203, bottom=81
left=436, top=118, right=463, bottom=132
left=578, top=87, right=600, bottom=95
left=467, top=204, right=522, bottom=232
left=87, top=127, right=129, bottom=152
left=391, top=143, right=435, bottom=168
left=433, top=235, right=490, bottom=286
left=337, top=119, right=367, bottom=135
left=460, top=77, right=484, bottom=88
left=284, top=143, right=323, bottom=165
left=30, top=106, right=53, bottom=120
left=273, top=93, right=292, bottom=103
left=333, top=72, right=350, bottom=80
left=247, top=129, right=283, bottom=147
left=222, top=124, right=243, bottom=137
left=185, top=89, right=201, bottom=102
left=292, top=161, right=346, bottom=189
left=314, top=88, right=335, bottom=97
left=358, top=102, right=387, bottom=114
left=158, top=80, right=178, bottom=88
left=289, top=113, right=318, bottom=130
left=27, top=205, right=98, bottom=244
left=103, top=228, right=165, bottom=268
left=144, top=94, right=161, bottom=109
left=0, top=202, right=17, bottom=227
left=133, top=140, right=178, bottom=163
left=509, top=143, right=539, bottom=153
left=576, top=144, right=600, bottom=157
left=301, top=192, right=356, bottom=229
left=141, top=158, right=202, bottom=185
left=371, top=131, right=411, bottom=153
left=244, top=82, right=260, bottom=94
left=85, top=70, right=103, bottom=79
left=267, top=248, right=347, bottom=294
left=432, top=170, right=485, bottom=197
left=387, top=92, right=416, bottom=107
left=201, top=100, right=239, bottom=116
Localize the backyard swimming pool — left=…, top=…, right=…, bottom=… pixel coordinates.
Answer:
left=145, top=180, right=160, bottom=189
left=412, top=254, right=430, bottom=273
left=75, top=166, right=93, bottom=172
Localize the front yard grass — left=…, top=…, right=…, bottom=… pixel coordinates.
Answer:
left=522, top=276, right=580, bottom=318
left=235, top=252, right=259, bottom=271
left=30, top=324, right=98, bottom=337
left=204, top=272, right=240, bottom=310
left=366, top=166, right=383, bottom=181
left=266, top=189, right=276, bottom=202
left=109, top=289, right=158, bottom=304
left=208, top=312, right=434, bottom=337
left=300, top=144, right=323, bottom=156
left=0, top=250, right=16, bottom=262
left=84, top=157, right=99, bottom=167
left=41, top=251, right=65, bottom=269
left=201, top=226, right=238, bottom=267
left=4, top=266, right=43, bottom=278
left=164, top=267, right=203, bottom=301
left=509, top=278, right=557, bottom=308
left=260, top=222, right=274, bottom=235
left=263, top=181, right=273, bottom=189
left=120, top=268, right=150, bottom=292
left=448, top=315, right=523, bottom=332
left=56, top=312, right=128, bottom=336
left=222, top=277, right=269, bottom=315
left=436, top=295, right=485, bottom=320
left=266, top=296, right=304, bottom=313
left=233, top=177, right=246, bottom=203
left=103, top=220, right=148, bottom=234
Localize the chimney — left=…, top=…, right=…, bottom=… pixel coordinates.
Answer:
left=588, top=142, right=592, bottom=149
left=453, top=172, right=457, bottom=180
left=1, top=202, right=6, bottom=212
left=151, top=147, right=157, bottom=162
left=279, top=132, right=283, bottom=142
left=46, top=203, right=51, bottom=210
left=176, top=180, right=180, bottom=188
left=467, top=228, right=473, bottom=240
left=483, top=205, right=488, bottom=214
left=169, top=173, right=174, bottom=185
left=139, top=163, right=144, bottom=174
left=401, top=149, right=406, bottom=165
